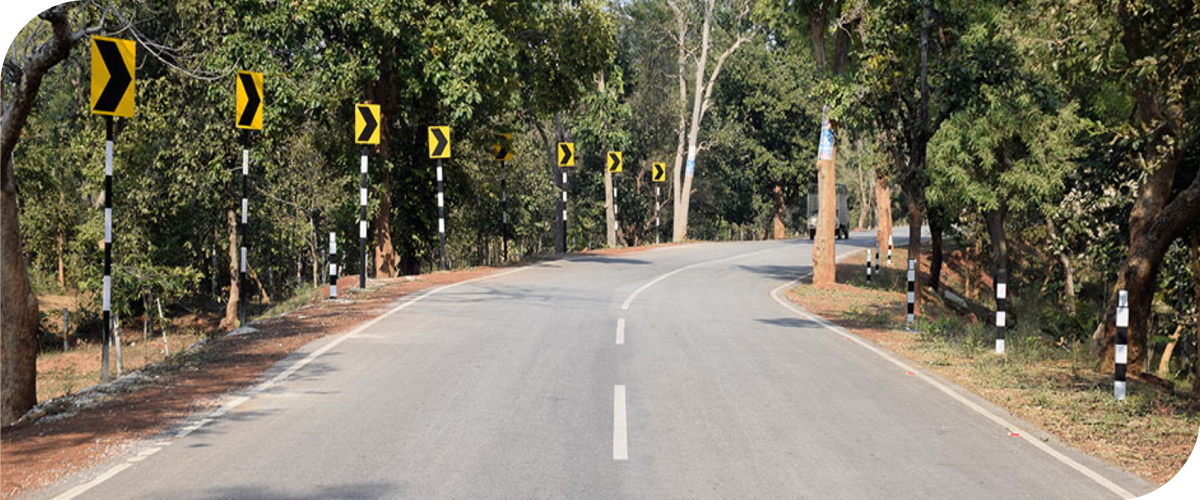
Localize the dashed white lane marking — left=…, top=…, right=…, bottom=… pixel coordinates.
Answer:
left=768, top=264, right=1135, bottom=500
left=50, top=266, right=531, bottom=500
left=620, top=247, right=775, bottom=310
left=613, top=385, right=628, bottom=461
left=616, top=318, right=626, bottom=345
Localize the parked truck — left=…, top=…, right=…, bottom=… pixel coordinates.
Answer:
left=806, top=183, right=851, bottom=239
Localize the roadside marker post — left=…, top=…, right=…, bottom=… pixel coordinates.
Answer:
left=328, top=232, right=338, bottom=299
left=906, top=259, right=916, bottom=325
left=875, top=247, right=880, bottom=275
left=239, top=134, right=249, bottom=326
left=92, top=36, right=135, bottom=383
left=888, top=235, right=893, bottom=265
left=557, top=143, right=574, bottom=253
left=494, top=134, right=513, bottom=261
left=865, top=249, right=872, bottom=284
left=235, top=70, right=263, bottom=326
left=995, top=268, right=1007, bottom=354
left=355, top=103, right=381, bottom=289
left=1115, top=290, right=1128, bottom=400
left=429, top=126, right=451, bottom=269
left=652, top=162, right=666, bottom=244
left=608, top=152, right=623, bottom=223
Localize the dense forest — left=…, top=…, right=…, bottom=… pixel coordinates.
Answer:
left=1, top=0, right=1197, bottom=424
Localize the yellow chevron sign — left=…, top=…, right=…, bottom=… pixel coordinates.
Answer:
left=652, top=162, right=667, bottom=182
left=235, top=71, right=263, bottom=130
left=90, top=37, right=136, bottom=117
left=557, top=143, right=575, bottom=167
left=607, top=151, right=623, bottom=173
left=428, top=126, right=451, bottom=159
left=355, top=104, right=381, bottom=145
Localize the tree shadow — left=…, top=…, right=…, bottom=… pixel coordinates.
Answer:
left=567, top=255, right=651, bottom=265
left=755, top=317, right=822, bottom=329
left=188, top=481, right=399, bottom=500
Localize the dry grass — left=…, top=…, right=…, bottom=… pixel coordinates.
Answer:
left=789, top=246, right=1199, bottom=485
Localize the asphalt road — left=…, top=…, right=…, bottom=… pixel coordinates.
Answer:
left=38, top=229, right=1155, bottom=500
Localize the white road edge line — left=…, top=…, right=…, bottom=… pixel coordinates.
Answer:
left=616, top=318, right=625, bottom=345
left=50, top=266, right=532, bottom=500
left=614, top=385, right=628, bottom=461
left=768, top=262, right=1135, bottom=500
left=620, top=247, right=775, bottom=310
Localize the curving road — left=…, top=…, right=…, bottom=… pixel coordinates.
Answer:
left=36, top=229, right=1154, bottom=500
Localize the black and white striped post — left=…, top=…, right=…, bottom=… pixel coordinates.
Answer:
left=500, top=160, right=508, bottom=261
left=359, top=146, right=368, bottom=289
left=613, top=184, right=619, bottom=219
left=875, top=246, right=880, bottom=275
left=865, top=249, right=872, bottom=284
left=906, top=259, right=916, bottom=324
left=995, top=268, right=1007, bottom=354
left=1115, top=289, right=1128, bottom=401
left=888, top=235, right=894, bottom=266
left=328, top=232, right=338, bottom=299
left=655, top=186, right=661, bottom=245
left=560, top=169, right=568, bottom=253
left=102, top=116, right=114, bottom=383
left=436, top=159, right=447, bottom=270
left=239, top=132, right=249, bottom=326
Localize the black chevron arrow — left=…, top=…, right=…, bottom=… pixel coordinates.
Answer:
left=94, top=40, right=131, bottom=113
left=495, top=145, right=508, bottom=160
left=653, top=164, right=665, bottom=180
left=560, top=144, right=573, bottom=165
left=431, top=128, right=449, bottom=157
left=608, top=152, right=621, bottom=171
left=238, top=73, right=261, bottom=127
left=358, top=106, right=378, bottom=142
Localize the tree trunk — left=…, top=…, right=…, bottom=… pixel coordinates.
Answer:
left=374, top=169, right=396, bottom=278
left=1192, top=230, right=1199, bottom=398
left=220, top=209, right=240, bottom=331
left=1046, top=218, right=1076, bottom=314
left=675, top=0, right=715, bottom=243
left=670, top=1, right=688, bottom=243
left=601, top=72, right=617, bottom=248
left=930, top=222, right=943, bottom=291
left=856, top=151, right=871, bottom=230
left=813, top=116, right=838, bottom=286
left=249, top=267, right=271, bottom=304
left=874, top=164, right=892, bottom=262
left=984, top=200, right=1008, bottom=285
left=1092, top=171, right=1200, bottom=375
left=309, top=231, right=319, bottom=288
left=1156, top=323, right=1183, bottom=378
left=1, top=162, right=40, bottom=425
left=902, top=182, right=925, bottom=316
left=0, top=4, right=90, bottom=426
left=57, top=189, right=66, bottom=289
left=810, top=1, right=853, bottom=286
left=770, top=183, right=786, bottom=239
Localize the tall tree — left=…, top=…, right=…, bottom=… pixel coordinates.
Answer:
left=2, top=4, right=102, bottom=425
left=1082, top=0, right=1200, bottom=373
left=667, top=0, right=754, bottom=242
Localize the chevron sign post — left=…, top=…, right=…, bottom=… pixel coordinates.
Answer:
left=91, top=36, right=135, bottom=383
left=234, top=71, right=263, bottom=326
left=429, top=126, right=451, bottom=269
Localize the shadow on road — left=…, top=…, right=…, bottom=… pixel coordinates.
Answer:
left=754, top=317, right=822, bottom=329
left=189, top=481, right=398, bottom=499
left=568, top=255, right=651, bottom=265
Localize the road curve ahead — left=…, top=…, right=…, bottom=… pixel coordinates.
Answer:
left=39, top=229, right=1154, bottom=500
